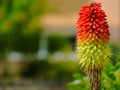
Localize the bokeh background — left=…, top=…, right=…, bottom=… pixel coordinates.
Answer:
left=0, top=0, right=120, bottom=90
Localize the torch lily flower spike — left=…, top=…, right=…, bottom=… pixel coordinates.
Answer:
left=76, top=2, right=112, bottom=90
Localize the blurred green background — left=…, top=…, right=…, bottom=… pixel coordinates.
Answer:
left=0, top=0, right=120, bottom=90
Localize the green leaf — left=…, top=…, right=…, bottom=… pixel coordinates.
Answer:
left=67, top=80, right=80, bottom=89
left=73, top=73, right=84, bottom=79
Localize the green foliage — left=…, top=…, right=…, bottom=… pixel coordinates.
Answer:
left=67, top=73, right=89, bottom=90
left=48, top=34, right=71, bottom=53
left=52, top=61, right=77, bottom=79
left=20, top=60, right=51, bottom=78
left=0, top=0, right=49, bottom=54
left=102, top=63, right=120, bottom=90
left=20, top=60, right=77, bottom=80
left=110, top=45, right=120, bottom=65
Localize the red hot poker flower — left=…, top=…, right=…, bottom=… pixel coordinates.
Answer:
left=76, top=2, right=112, bottom=90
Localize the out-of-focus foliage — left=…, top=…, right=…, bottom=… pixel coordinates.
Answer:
left=0, top=0, right=49, bottom=54
left=67, top=45, right=120, bottom=90
left=19, top=60, right=78, bottom=80
left=48, top=34, right=71, bottom=53
left=20, top=60, right=51, bottom=78
left=0, top=0, right=52, bottom=81
left=111, top=45, right=120, bottom=65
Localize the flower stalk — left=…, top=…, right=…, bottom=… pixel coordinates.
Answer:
left=76, top=2, right=112, bottom=90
